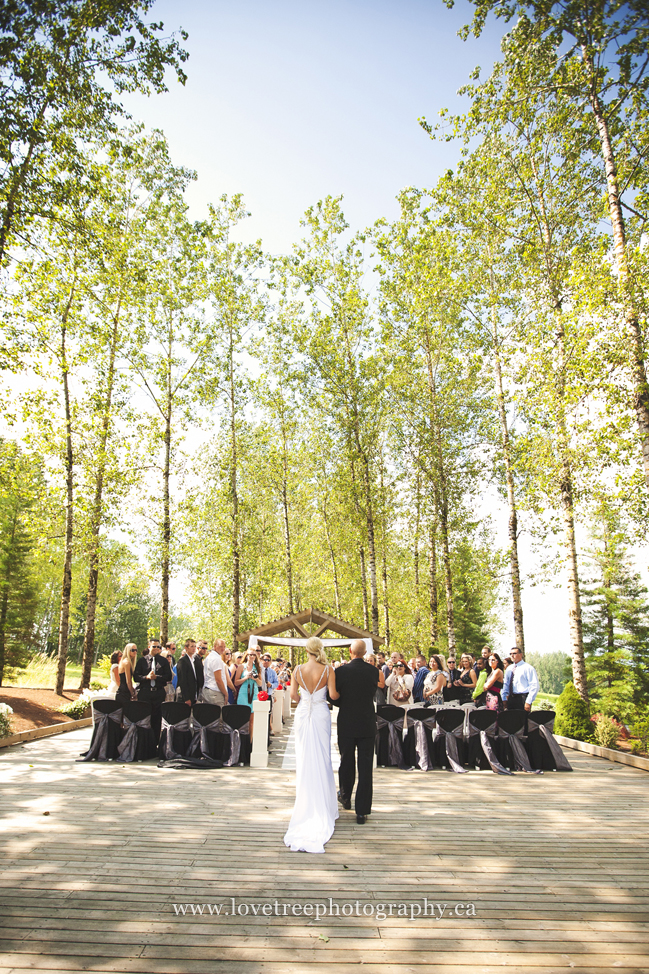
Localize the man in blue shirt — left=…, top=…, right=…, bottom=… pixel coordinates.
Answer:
left=502, top=648, right=539, bottom=712
left=412, top=654, right=430, bottom=704
left=261, top=653, right=279, bottom=694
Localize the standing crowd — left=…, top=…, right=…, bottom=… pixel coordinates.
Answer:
left=106, top=637, right=292, bottom=743
left=335, top=645, right=539, bottom=713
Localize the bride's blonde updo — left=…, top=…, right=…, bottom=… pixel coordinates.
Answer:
left=305, top=636, right=328, bottom=665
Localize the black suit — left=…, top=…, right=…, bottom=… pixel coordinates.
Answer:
left=333, top=658, right=379, bottom=816
left=133, top=653, right=173, bottom=742
left=177, top=653, right=204, bottom=705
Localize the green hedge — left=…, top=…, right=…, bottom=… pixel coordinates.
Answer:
left=554, top=682, right=593, bottom=742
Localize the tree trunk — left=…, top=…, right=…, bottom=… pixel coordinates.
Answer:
left=429, top=520, right=438, bottom=646
left=229, top=324, right=240, bottom=651
left=424, top=339, right=455, bottom=654
left=491, top=297, right=525, bottom=652
left=586, top=66, right=649, bottom=486
left=80, top=305, right=120, bottom=688
left=0, top=512, right=17, bottom=687
left=556, top=318, right=587, bottom=700
left=323, top=496, right=341, bottom=616
left=379, top=460, right=390, bottom=646
left=413, top=472, right=421, bottom=649
left=360, top=546, right=369, bottom=631
left=160, top=387, right=172, bottom=647
left=282, top=457, right=294, bottom=616
left=362, top=463, right=380, bottom=637
left=55, top=285, right=77, bottom=696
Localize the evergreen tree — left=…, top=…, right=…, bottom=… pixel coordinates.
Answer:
left=0, top=441, right=44, bottom=684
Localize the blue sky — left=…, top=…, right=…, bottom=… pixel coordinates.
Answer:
left=122, top=0, right=577, bottom=657
left=123, top=0, right=506, bottom=252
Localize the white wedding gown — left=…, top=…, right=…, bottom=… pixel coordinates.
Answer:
left=283, top=665, right=339, bottom=854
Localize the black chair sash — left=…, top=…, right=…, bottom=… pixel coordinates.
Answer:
left=498, top=722, right=541, bottom=773
left=80, top=708, right=123, bottom=761
left=527, top=715, right=573, bottom=771
left=118, top=714, right=153, bottom=762
left=403, top=714, right=437, bottom=771
left=375, top=714, right=405, bottom=767
left=160, top=717, right=192, bottom=760
left=221, top=719, right=251, bottom=766
left=189, top=717, right=224, bottom=758
left=432, top=719, right=467, bottom=773
left=466, top=721, right=512, bottom=775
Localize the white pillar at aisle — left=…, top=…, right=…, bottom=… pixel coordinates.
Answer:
left=283, top=686, right=291, bottom=718
left=272, top=689, right=284, bottom=735
left=250, top=698, right=270, bottom=769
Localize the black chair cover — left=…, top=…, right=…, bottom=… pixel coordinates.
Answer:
left=497, top=711, right=541, bottom=773
left=375, top=705, right=406, bottom=767
left=467, top=710, right=511, bottom=774
left=80, top=700, right=123, bottom=761
left=433, top=709, right=467, bottom=772
left=221, top=705, right=252, bottom=766
left=526, top=711, right=573, bottom=771
left=402, top=708, right=436, bottom=770
left=118, top=702, right=156, bottom=761
left=190, top=704, right=224, bottom=760
left=160, top=703, right=193, bottom=759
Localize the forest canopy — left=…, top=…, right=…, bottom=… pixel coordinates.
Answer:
left=0, top=0, right=648, bottom=724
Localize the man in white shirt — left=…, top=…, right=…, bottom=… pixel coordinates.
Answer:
left=202, top=638, right=229, bottom=706
left=502, top=647, right=540, bottom=712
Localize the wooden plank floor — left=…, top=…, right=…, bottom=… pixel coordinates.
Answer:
left=0, top=719, right=648, bottom=974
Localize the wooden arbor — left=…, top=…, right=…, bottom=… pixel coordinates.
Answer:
left=237, top=608, right=384, bottom=666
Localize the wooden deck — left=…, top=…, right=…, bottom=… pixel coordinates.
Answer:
left=0, top=718, right=648, bottom=974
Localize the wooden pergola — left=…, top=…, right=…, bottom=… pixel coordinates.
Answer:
left=237, top=607, right=384, bottom=649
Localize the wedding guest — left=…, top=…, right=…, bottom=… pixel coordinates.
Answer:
left=423, top=655, right=447, bottom=706
left=502, top=647, right=539, bottom=712
left=261, top=652, right=279, bottom=694
left=475, top=645, right=491, bottom=673
left=454, top=654, right=477, bottom=704
left=203, top=639, right=229, bottom=706
left=235, top=649, right=264, bottom=740
left=484, top=652, right=505, bottom=711
left=412, top=654, right=430, bottom=703
left=235, top=650, right=263, bottom=708
left=376, top=652, right=386, bottom=671
left=472, top=656, right=489, bottom=706
left=385, top=661, right=414, bottom=707
left=365, top=653, right=387, bottom=705
left=446, top=656, right=461, bottom=686
left=160, top=650, right=176, bottom=701
left=115, top=644, right=138, bottom=707
left=176, top=638, right=204, bottom=706
left=134, top=638, right=172, bottom=741
left=107, top=651, right=122, bottom=698
left=196, top=640, right=208, bottom=660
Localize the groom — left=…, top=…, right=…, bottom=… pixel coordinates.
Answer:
left=333, top=639, right=379, bottom=824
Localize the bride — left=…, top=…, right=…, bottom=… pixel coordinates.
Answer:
left=284, top=636, right=340, bottom=854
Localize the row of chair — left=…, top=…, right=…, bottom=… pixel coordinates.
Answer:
left=82, top=700, right=252, bottom=765
left=376, top=706, right=572, bottom=774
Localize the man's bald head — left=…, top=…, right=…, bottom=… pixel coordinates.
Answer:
left=350, top=640, right=366, bottom=658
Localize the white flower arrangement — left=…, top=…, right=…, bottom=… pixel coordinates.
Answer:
left=0, top=702, right=14, bottom=738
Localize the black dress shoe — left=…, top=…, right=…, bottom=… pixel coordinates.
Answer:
left=356, top=814, right=367, bottom=824
left=337, top=791, right=351, bottom=810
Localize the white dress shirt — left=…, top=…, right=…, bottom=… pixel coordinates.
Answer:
left=502, top=660, right=539, bottom=705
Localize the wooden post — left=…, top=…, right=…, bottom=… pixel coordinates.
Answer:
left=272, top=688, right=284, bottom=735
left=250, top=698, right=270, bottom=769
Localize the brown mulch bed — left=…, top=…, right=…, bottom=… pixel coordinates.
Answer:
left=0, top=687, right=83, bottom=734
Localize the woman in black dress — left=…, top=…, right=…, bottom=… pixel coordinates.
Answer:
left=115, top=643, right=138, bottom=708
